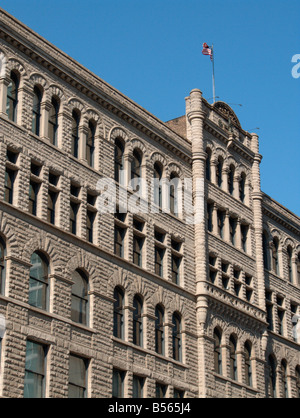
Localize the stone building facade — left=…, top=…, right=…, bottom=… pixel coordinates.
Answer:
left=0, top=8, right=299, bottom=398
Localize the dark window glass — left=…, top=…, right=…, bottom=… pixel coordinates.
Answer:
left=206, top=148, right=211, bottom=181
left=156, top=382, right=167, bottom=398
left=229, top=335, right=237, bottom=381
left=113, top=287, right=124, bottom=339
left=133, top=235, right=143, bottom=267
left=214, top=328, right=222, bottom=375
left=70, top=202, right=79, bottom=235
left=71, top=270, right=89, bottom=325
left=114, top=139, right=124, bottom=183
left=272, top=238, right=280, bottom=275
left=131, top=149, right=142, bottom=192
left=87, top=121, right=95, bottom=167
left=47, top=190, right=57, bottom=225
left=216, top=157, right=223, bottom=187
left=155, top=246, right=164, bottom=277
left=29, top=181, right=39, bottom=216
left=170, top=174, right=179, bottom=216
left=87, top=210, right=95, bottom=243
left=71, top=110, right=80, bottom=158
left=228, top=165, right=235, bottom=195
left=48, top=97, right=59, bottom=146
left=155, top=305, right=164, bottom=355
left=112, top=369, right=125, bottom=398
left=4, top=167, right=15, bottom=204
left=6, top=71, right=19, bottom=122
left=268, top=355, right=277, bottom=398
left=29, top=252, right=49, bottom=310
left=239, top=173, right=246, bottom=202
left=172, top=313, right=181, bottom=361
left=32, top=86, right=42, bottom=136
left=114, top=225, right=125, bottom=258
left=171, top=254, right=181, bottom=285
left=24, top=340, right=47, bottom=398
left=133, top=375, right=144, bottom=398
left=133, top=296, right=143, bottom=347
left=68, top=355, right=88, bottom=398
left=0, top=237, right=6, bottom=295
left=245, top=342, right=252, bottom=387
left=217, top=210, right=225, bottom=239
left=154, top=162, right=163, bottom=207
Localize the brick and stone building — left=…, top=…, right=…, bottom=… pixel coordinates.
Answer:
left=0, top=8, right=299, bottom=398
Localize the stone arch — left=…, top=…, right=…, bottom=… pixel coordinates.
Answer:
left=283, top=237, right=295, bottom=250
left=47, top=84, right=65, bottom=104
left=109, top=126, right=129, bottom=144
left=214, top=147, right=227, bottom=162
left=130, top=138, right=149, bottom=159
left=169, top=294, right=189, bottom=328
left=85, top=108, right=104, bottom=137
left=108, top=267, right=131, bottom=302
left=226, top=156, right=238, bottom=171
left=0, top=211, right=20, bottom=257
left=7, top=57, right=27, bottom=80
left=130, top=276, right=150, bottom=305
left=270, top=228, right=283, bottom=245
left=0, top=50, right=7, bottom=78
left=65, top=251, right=97, bottom=288
left=29, top=73, right=48, bottom=91
left=68, top=98, right=86, bottom=115
left=151, top=285, right=170, bottom=312
left=167, top=163, right=184, bottom=180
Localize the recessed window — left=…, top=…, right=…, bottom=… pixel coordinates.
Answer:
left=24, top=340, right=47, bottom=398
left=32, top=86, right=42, bottom=136
left=71, top=270, right=89, bottom=325
left=48, top=97, right=59, bottom=146
left=113, top=287, right=124, bottom=339
left=29, top=252, right=49, bottom=310
left=68, top=355, right=88, bottom=398
left=6, top=71, right=19, bottom=122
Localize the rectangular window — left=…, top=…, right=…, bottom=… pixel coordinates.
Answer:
left=156, top=383, right=167, bottom=398
left=171, top=254, right=181, bottom=285
left=174, top=389, right=184, bottom=398
left=47, top=190, right=57, bottom=224
left=70, top=202, right=79, bottom=235
left=24, top=340, right=47, bottom=398
left=155, top=246, right=164, bottom=277
left=207, top=202, right=213, bottom=232
left=4, top=167, right=15, bottom=204
left=114, top=225, right=125, bottom=258
left=133, top=375, right=144, bottom=398
left=29, top=181, right=40, bottom=216
left=230, top=218, right=237, bottom=246
left=68, top=355, right=88, bottom=398
left=87, top=210, right=95, bottom=243
left=217, top=210, right=225, bottom=239
left=113, top=369, right=125, bottom=398
left=133, top=234, right=144, bottom=267
left=241, top=224, right=249, bottom=252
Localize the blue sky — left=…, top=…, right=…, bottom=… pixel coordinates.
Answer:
left=1, top=0, right=299, bottom=216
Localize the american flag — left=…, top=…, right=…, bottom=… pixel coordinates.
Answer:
left=202, top=43, right=213, bottom=61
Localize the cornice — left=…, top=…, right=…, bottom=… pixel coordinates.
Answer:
left=262, top=195, right=300, bottom=236
left=0, top=8, right=192, bottom=164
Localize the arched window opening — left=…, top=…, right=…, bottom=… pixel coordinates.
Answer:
left=263, top=231, right=269, bottom=270
left=71, top=110, right=80, bottom=158
left=170, top=173, right=180, bottom=216
left=216, top=157, right=223, bottom=188
left=245, top=341, right=253, bottom=387
left=87, top=121, right=96, bottom=168
left=229, top=335, right=238, bottom=381
left=172, top=312, right=182, bottom=362
left=131, top=149, right=142, bottom=192
left=0, top=237, right=6, bottom=295
left=114, top=138, right=125, bottom=183
left=48, top=97, right=59, bottom=146
left=206, top=148, right=212, bottom=181
left=133, top=295, right=143, bottom=347
left=287, top=246, right=293, bottom=283
left=296, top=366, right=300, bottom=398
left=155, top=304, right=164, bottom=355
left=153, top=162, right=163, bottom=208
left=113, top=287, right=124, bottom=339
left=268, top=355, right=277, bottom=398
left=228, top=164, right=235, bottom=195
left=6, top=71, right=19, bottom=122
left=272, top=237, right=280, bottom=276
left=29, top=252, right=49, bottom=310
left=32, top=86, right=42, bottom=136
left=71, top=269, right=89, bottom=325
left=213, top=328, right=222, bottom=375
left=239, top=172, right=246, bottom=202
left=297, top=253, right=300, bottom=285
left=281, top=360, right=288, bottom=398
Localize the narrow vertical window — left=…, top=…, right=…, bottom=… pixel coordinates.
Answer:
left=228, top=164, right=235, bottom=195
left=68, top=355, right=88, bottom=398
left=245, top=342, right=252, bottom=387
left=131, top=149, right=142, bottom=192
left=217, top=210, right=225, bottom=239
left=268, top=355, right=277, bottom=398
left=272, top=237, right=280, bottom=276
left=71, top=110, right=80, bottom=158
left=87, top=121, right=95, bottom=167
left=133, top=234, right=144, bottom=267
left=0, top=237, right=6, bottom=295
left=281, top=360, right=288, bottom=398
left=133, top=295, right=143, bottom=347
left=4, top=167, right=15, bottom=204
left=155, top=305, right=164, bottom=355
left=6, top=71, right=19, bottom=122
left=216, top=157, right=223, bottom=187
left=156, top=382, right=167, bottom=398
left=170, top=173, right=180, bottom=216
left=172, top=312, right=182, bottom=362
left=296, top=366, right=300, bottom=398
left=24, top=340, right=47, bottom=398
left=29, top=252, right=49, bottom=310
left=71, top=270, right=89, bottom=325
left=113, top=287, right=124, bottom=339
left=114, top=225, right=125, bottom=258
left=133, top=375, right=144, bottom=398
left=229, top=335, right=238, bottom=381
left=32, top=86, right=42, bottom=136
left=207, top=202, right=213, bottom=232
left=287, top=246, right=293, bottom=283
left=241, top=224, right=249, bottom=252
left=70, top=202, right=79, bottom=235
left=29, top=181, right=39, bottom=216
left=155, top=246, right=164, bottom=277
left=239, top=172, right=246, bottom=202
left=263, top=231, right=269, bottom=270
left=154, top=162, right=163, bottom=208
left=47, top=190, right=57, bottom=225
left=48, top=97, right=59, bottom=146
left=112, top=369, right=125, bottom=398
left=87, top=210, right=95, bottom=243
left=229, top=217, right=237, bottom=246
left=205, top=148, right=212, bottom=181
left=114, top=139, right=124, bottom=183
left=214, top=328, right=222, bottom=375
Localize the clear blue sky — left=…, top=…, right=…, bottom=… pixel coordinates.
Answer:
left=1, top=0, right=299, bottom=216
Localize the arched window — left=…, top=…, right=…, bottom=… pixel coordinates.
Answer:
left=32, top=86, right=42, bottom=136
left=172, top=312, right=182, bottom=362
left=239, top=172, right=246, bottom=202
left=272, top=237, right=280, bottom=276
left=71, top=269, right=89, bottom=325
left=206, top=148, right=212, bottom=181
left=244, top=341, right=252, bottom=387
left=170, top=173, right=180, bottom=216
left=229, top=335, right=238, bottom=381
left=71, top=109, right=80, bottom=158
left=131, top=149, right=142, bottom=192
left=281, top=360, right=288, bottom=398
left=263, top=231, right=269, bottom=270
left=6, top=71, right=19, bottom=122
left=114, top=138, right=125, bottom=183
left=287, top=246, right=293, bottom=283
left=296, top=366, right=300, bottom=398
left=213, top=328, right=222, bottom=375
left=87, top=121, right=96, bottom=168
left=133, top=295, right=143, bottom=347
left=48, top=97, right=59, bottom=146
left=29, top=252, right=49, bottom=310
left=268, top=355, right=277, bottom=398
left=153, top=162, right=163, bottom=208
left=155, top=304, right=164, bottom=355
left=0, top=237, right=6, bottom=295
left=228, top=164, right=235, bottom=195
left=216, top=157, right=223, bottom=188
left=113, top=287, right=124, bottom=339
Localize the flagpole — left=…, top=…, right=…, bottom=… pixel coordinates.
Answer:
left=211, top=44, right=216, bottom=103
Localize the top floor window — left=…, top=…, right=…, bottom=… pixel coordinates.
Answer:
left=114, top=139, right=124, bottom=184
left=0, top=237, right=6, bottom=295
left=71, top=110, right=80, bottom=158
left=272, top=237, right=280, bottom=276
left=87, top=121, right=95, bottom=168
left=48, top=97, right=59, bottom=146
left=153, top=162, right=163, bottom=208
left=6, top=71, right=19, bottom=122
left=287, top=246, right=293, bottom=283
left=228, top=164, right=235, bottom=195
left=239, top=173, right=246, bottom=202
left=131, top=149, right=142, bottom=192
left=32, top=86, right=43, bottom=136
left=206, top=148, right=212, bottom=181
left=216, top=157, right=223, bottom=188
